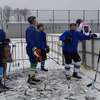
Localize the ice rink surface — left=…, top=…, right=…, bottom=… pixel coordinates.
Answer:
left=0, top=59, right=100, bottom=100
left=0, top=37, right=99, bottom=100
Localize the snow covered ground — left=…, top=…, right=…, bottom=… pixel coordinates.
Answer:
left=0, top=59, right=100, bottom=100
left=0, top=37, right=99, bottom=100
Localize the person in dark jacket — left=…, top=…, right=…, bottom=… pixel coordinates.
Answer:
left=37, top=23, right=50, bottom=71
left=60, top=23, right=97, bottom=80
left=26, top=16, right=41, bottom=85
left=0, top=28, right=11, bottom=89
left=0, top=28, right=6, bottom=87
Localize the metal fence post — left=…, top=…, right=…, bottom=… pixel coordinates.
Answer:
left=62, top=42, right=65, bottom=65
left=1, top=8, right=4, bottom=29
left=97, top=10, right=100, bottom=32
left=82, top=10, right=87, bottom=65
left=20, top=16, right=25, bottom=72
left=68, top=10, right=70, bottom=29
left=36, top=9, right=38, bottom=20
left=53, top=9, right=55, bottom=33
left=91, top=39, right=94, bottom=69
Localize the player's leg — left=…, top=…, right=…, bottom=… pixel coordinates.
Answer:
left=3, top=43, right=12, bottom=80
left=27, top=48, right=40, bottom=85
left=73, top=52, right=82, bottom=79
left=41, top=50, right=48, bottom=71
left=63, top=51, right=72, bottom=79
left=0, top=45, right=9, bottom=89
left=0, top=65, right=4, bottom=88
left=28, top=61, right=40, bottom=84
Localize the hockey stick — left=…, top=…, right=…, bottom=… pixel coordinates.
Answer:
left=87, top=51, right=100, bottom=87
left=47, top=55, right=60, bottom=65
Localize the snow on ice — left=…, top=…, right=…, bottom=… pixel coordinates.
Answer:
left=0, top=59, right=100, bottom=100
left=0, top=38, right=100, bottom=100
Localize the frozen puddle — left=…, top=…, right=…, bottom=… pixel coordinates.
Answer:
left=0, top=69, right=100, bottom=100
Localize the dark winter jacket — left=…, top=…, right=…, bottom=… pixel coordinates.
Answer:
left=0, top=29, right=6, bottom=65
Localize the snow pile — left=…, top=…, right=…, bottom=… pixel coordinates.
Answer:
left=0, top=68, right=100, bottom=100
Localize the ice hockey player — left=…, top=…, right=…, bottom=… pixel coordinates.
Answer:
left=26, top=16, right=41, bottom=85
left=3, top=38, right=12, bottom=80
left=59, top=23, right=97, bottom=80
left=76, top=19, right=92, bottom=35
left=37, top=23, right=50, bottom=71
left=0, top=28, right=10, bottom=90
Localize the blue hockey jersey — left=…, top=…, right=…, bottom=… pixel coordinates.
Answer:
left=38, top=31, right=47, bottom=50
left=59, top=30, right=91, bottom=53
left=26, top=25, right=41, bottom=63
left=0, top=29, right=6, bottom=43
left=26, top=25, right=40, bottom=49
left=0, top=29, right=6, bottom=65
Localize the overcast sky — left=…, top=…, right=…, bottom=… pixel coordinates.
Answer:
left=0, top=0, right=100, bottom=10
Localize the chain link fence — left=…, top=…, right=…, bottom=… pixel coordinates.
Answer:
left=0, top=9, right=100, bottom=38
left=0, top=9, right=99, bottom=71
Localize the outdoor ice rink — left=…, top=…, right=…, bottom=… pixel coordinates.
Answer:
left=0, top=6, right=100, bottom=100
left=0, top=36, right=99, bottom=100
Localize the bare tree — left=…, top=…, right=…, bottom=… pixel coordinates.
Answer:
left=14, top=8, right=20, bottom=21
left=0, top=7, right=3, bottom=28
left=3, top=6, right=12, bottom=22
left=3, top=6, right=12, bottom=32
left=19, top=8, right=30, bottom=21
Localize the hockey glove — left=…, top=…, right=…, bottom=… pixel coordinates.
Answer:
left=90, top=34, right=97, bottom=38
left=46, top=45, right=50, bottom=53
left=64, top=36, right=72, bottom=44
left=33, top=48, right=42, bottom=62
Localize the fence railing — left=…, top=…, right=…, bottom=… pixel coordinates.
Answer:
left=0, top=9, right=100, bottom=38
left=8, top=34, right=100, bottom=72
left=47, top=34, right=100, bottom=69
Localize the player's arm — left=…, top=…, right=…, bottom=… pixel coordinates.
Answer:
left=60, top=31, right=72, bottom=44
left=0, top=29, right=6, bottom=42
left=78, top=32, right=97, bottom=41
